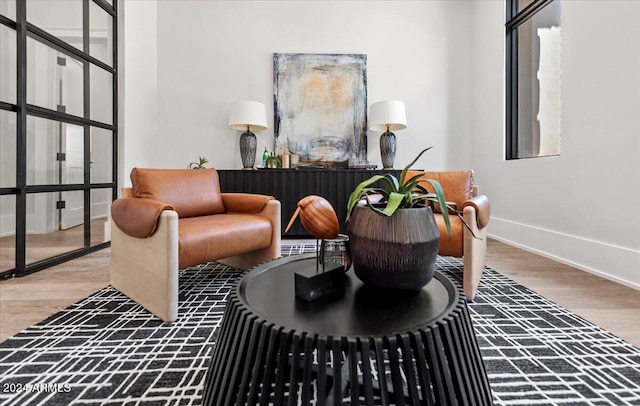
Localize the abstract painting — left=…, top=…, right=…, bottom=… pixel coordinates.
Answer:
left=274, top=53, right=367, bottom=168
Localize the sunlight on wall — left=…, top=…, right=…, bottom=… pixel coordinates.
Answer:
left=537, top=26, right=561, bottom=156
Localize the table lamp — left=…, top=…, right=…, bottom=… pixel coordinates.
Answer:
left=228, top=100, right=268, bottom=170
left=369, top=100, right=407, bottom=170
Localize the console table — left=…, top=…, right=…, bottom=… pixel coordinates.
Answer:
left=202, top=253, right=493, bottom=405
left=217, top=169, right=399, bottom=236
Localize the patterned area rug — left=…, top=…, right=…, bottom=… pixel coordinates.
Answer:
left=1, top=244, right=639, bottom=405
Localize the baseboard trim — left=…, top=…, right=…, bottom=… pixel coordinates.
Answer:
left=489, top=217, right=640, bottom=291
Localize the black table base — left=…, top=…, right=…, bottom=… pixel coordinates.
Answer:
left=202, top=254, right=492, bottom=405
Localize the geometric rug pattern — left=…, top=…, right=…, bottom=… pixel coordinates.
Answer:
left=0, top=243, right=639, bottom=405
left=456, top=252, right=640, bottom=406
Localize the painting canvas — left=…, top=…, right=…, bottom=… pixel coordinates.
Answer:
left=274, top=53, right=367, bottom=168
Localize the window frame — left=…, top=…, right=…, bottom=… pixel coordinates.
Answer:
left=505, top=0, right=558, bottom=160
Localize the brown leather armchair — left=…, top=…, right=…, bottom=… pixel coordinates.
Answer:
left=407, top=170, right=490, bottom=301
left=110, top=168, right=281, bottom=322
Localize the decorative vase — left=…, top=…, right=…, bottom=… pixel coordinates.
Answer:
left=347, top=205, right=440, bottom=290
left=266, top=152, right=282, bottom=168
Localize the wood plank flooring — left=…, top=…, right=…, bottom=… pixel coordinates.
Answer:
left=1, top=239, right=639, bottom=348
left=0, top=218, right=108, bottom=272
left=484, top=239, right=640, bottom=348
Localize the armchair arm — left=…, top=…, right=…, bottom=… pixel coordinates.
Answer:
left=111, top=198, right=175, bottom=238
left=111, top=210, right=180, bottom=322
left=462, top=195, right=490, bottom=229
left=221, top=193, right=275, bottom=213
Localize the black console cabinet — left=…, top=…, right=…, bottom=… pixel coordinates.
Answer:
left=217, top=169, right=399, bottom=237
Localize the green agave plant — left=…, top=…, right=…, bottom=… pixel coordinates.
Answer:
left=346, top=147, right=454, bottom=236
left=188, top=156, right=209, bottom=169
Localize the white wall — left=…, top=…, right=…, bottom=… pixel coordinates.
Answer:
left=119, top=0, right=158, bottom=188
left=152, top=0, right=473, bottom=171
left=470, top=1, right=640, bottom=289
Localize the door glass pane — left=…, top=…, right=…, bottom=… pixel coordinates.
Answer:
left=518, top=0, right=536, bottom=13
left=27, top=37, right=84, bottom=117
left=27, top=0, right=83, bottom=51
left=0, top=24, right=17, bottom=104
left=1, top=111, right=16, bottom=187
left=90, top=127, right=112, bottom=183
left=27, top=116, right=84, bottom=186
left=0, top=194, right=16, bottom=272
left=90, top=188, right=110, bottom=246
left=0, top=0, right=16, bottom=21
left=516, top=1, right=561, bottom=158
left=90, top=64, right=112, bottom=124
left=25, top=190, right=84, bottom=264
left=90, top=1, right=113, bottom=66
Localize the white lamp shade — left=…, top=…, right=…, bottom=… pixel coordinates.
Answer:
left=368, top=100, right=407, bottom=132
left=228, top=100, right=268, bottom=131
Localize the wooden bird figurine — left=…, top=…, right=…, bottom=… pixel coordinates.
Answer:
left=285, top=195, right=339, bottom=240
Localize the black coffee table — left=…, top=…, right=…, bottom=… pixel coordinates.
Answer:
left=202, top=253, right=492, bottom=405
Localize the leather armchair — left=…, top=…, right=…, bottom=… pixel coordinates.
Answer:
left=407, top=170, right=490, bottom=302
left=110, top=168, right=281, bottom=322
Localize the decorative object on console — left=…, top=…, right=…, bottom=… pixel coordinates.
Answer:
left=348, top=156, right=377, bottom=170
left=289, top=154, right=299, bottom=168
left=369, top=100, right=407, bottom=170
left=280, top=154, right=290, bottom=168
left=274, top=53, right=367, bottom=169
left=187, top=156, right=208, bottom=169
left=285, top=195, right=345, bottom=301
left=346, top=147, right=457, bottom=290
left=265, top=152, right=281, bottom=168
left=228, top=100, right=268, bottom=170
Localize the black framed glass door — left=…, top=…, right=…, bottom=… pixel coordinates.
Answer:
left=0, top=0, right=118, bottom=278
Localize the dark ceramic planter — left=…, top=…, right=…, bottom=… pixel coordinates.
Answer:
left=347, top=205, right=440, bottom=290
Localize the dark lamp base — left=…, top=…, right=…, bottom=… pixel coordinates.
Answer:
left=239, top=131, right=257, bottom=169
left=380, top=131, right=396, bottom=170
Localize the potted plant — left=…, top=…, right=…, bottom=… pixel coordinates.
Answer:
left=188, top=156, right=208, bottom=169
left=346, top=147, right=454, bottom=290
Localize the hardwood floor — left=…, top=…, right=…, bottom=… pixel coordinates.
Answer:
left=484, top=239, right=640, bottom=349
left=0, top=218, right=108, bottom=271
left=0, top=249, right=111, bottom=341
left=1, top=238, right=639, bottom=348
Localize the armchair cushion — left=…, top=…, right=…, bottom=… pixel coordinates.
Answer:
left=178, top=214, right=273, bottom=269
left=111, top=198, right=174, bottom=238
left=436, top=215, right=465, bottom=257
left=131, top=168, right=225, bottom=218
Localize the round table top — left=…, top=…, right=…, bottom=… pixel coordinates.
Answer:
left=238, top=252, right=459, bottom=337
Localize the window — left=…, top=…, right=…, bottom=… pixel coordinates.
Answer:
left=0, top=0, right=118, bottom=278
left=506, top=0, right=561, bottom=160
